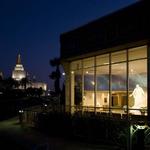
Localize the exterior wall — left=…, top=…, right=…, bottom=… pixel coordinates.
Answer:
left=62, top=61, right=71, bottom=112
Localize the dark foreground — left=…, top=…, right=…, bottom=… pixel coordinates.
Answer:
left=0, top=117, right=119, bottom=150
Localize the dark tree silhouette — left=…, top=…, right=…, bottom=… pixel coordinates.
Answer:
left=49, top=57, right=61, bottom=94
left=36, top=87, right=43, bottom=97
left=3, top=77, right=19, bottom=89
left=60, top=83, right=65, bottom=105
left=20, top=77, right=29, bottom=89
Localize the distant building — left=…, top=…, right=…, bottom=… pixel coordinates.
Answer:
left=0, top=71, right=3, bottom=79
left=12, top=54, right=26, bottom=81
left=29, top=82, right=47, bottom=91
left=12, top=53, right=47, bottom=92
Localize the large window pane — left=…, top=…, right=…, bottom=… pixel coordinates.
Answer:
left=111, top=50, right=126, bottom=63
left=111, top=63, right=127, bottom=113
left=83, top=57, right=94, bottom=68
left=96, top=54, right=109, bottom=66
left=129, top=59, right=147, bottom=115
left=129, top=45, right=147, bottom=60
left=74, top=70, right=82, bottom=106
left=71, top=60, right=82, bottom=70
left=96, top=65, right=109, bottom=111
left=83, top=67, right=95, bottom=107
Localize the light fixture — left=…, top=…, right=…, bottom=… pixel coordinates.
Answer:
left=62, top=72, right=65, bottom=76
left=91, top=81, right=95, bottom=85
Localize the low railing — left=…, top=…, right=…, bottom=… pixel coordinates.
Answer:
left=22, top=104, right=148, bottom=126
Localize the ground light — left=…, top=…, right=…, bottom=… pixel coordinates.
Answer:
left=130, top=121, right=147, bottom=150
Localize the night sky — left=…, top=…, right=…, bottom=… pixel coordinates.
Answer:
left=0, top=0, right=137, bottom=89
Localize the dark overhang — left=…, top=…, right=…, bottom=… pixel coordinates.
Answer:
left=60, top=0, right=150, bottom=60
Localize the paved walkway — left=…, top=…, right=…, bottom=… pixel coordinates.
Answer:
left=0, top=117, right=119, bottom=150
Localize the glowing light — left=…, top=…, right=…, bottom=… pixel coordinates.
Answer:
left=86, top=71, right=89, bottom=74
left=19, top=110, right=24, bottom=113
left=91, top=81, right=95, bottom=85
left=103, top=62, right=109, bottom=65
left=71, top=71, right=74, bottom=74
left=62, top=72, right=65, bottom=76
left=131, top=69, right=134, bottom=73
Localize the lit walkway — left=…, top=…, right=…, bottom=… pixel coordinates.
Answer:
left=0, top=117, right=119, bottom=150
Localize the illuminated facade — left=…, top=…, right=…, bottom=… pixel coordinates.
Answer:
left=12, top=54, right=26, bottom=81
left=12, top=54, right=47, bottom=92
left=29, top=82, right=47, bottom=91
left=60, top=1, right=150, bottom=117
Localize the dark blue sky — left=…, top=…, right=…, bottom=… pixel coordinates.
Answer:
left=0, top=0, right=137, bottom=89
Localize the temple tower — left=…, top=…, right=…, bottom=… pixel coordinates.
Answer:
left=12, top=54, right=26, bottom=81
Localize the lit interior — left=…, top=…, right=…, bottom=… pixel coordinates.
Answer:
left=70, top=45, right=147, bottom=115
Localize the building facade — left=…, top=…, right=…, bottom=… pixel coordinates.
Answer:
left=29, top=82, right=47, bottom=91
left=60, top=1, right=150, bottom=117
left=12, top=54, right=47, bottom=92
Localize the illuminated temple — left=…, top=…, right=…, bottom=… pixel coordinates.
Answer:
left=12, top=54, right=47, bottom=91
left=12, top=54, right=26, bottom=81
left=60, top=0, right=150, bottom=117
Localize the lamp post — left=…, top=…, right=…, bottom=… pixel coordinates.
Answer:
left=19, top=109, right=24, bottom=124
left=129, top=121, right=146, bottom=150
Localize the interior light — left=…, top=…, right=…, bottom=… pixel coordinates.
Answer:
left=62, top=72, right=65, bottom=76
left=91, top=81, right=95, bottom=85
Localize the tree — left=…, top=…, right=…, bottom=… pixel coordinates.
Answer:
left=36, top=87, right=43, bottom=97
left=49, top=57, right=61, bottom=94
left=3, top=77, right=19, bottom=89
left=20, top=77, right=29, bottom=89
left=60, top=83, right=65, bottom=105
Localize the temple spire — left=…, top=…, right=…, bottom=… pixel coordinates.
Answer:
left=16, top=54, right=21, bottom=64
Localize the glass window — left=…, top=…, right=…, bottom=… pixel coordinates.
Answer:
left=129, top=59, right=147, bottom=115
left=96, top=65, right=109, bottom=111
left=74, top=70, right=83, bottom=106
left=69, top=45, right=148, bottom=116
left=111, top=50, right=126, bottom=63
left=83, top=67, right=95, bottom=107
left=83, top=57, right=94, bottom=68
left=96, top=54, right=109, bottom=66
left=129, top=45, right=147, bottom=60
left=111, top=63, right=127, bottom=113
left=71, top=60, right=82, bottom=71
